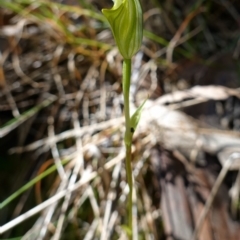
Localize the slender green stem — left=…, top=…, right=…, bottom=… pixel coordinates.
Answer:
left=123, top=59, right=132, bottom=146
left=125, top=145, right=133, bottom=237
left=122, top=58, right=133, bottom=238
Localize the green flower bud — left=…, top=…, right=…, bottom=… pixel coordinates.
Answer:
left=102, top=0, right=143, bottom=59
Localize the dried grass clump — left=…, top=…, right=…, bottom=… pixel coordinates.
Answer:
left=1, top=0, right=240, bottom=239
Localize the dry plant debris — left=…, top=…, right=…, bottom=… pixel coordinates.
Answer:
left=1, top=0, right=240, bottom=239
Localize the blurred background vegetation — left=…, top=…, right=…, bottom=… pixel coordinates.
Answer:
left=0, top=0, right=240, bottom=239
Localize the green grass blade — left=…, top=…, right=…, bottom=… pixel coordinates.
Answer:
left=0, top=94, right=57, bottom=138
left=143, top=29, right=169, bottom=46
left=0, top=158, right=70, bottom=209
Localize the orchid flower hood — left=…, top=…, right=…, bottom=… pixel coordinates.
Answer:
left=102, top=0, right=143, bottom=59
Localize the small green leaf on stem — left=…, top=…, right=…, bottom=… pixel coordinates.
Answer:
left=130, top=98, right=147, bottom=132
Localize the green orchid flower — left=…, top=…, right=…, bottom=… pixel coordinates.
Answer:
left=102, top=0, right=143, bottom=59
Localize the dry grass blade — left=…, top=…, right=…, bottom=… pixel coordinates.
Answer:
left=9, top=117, right=124, bottom=153
left=192, top=153, right=240, bottom=240
left=100, top=160, right=122, bottom=240
left=48, top=116, right=67, bottom=181
left=166, top=7, right=205, bottom=64
left=0, top=150, right=126, bottom=235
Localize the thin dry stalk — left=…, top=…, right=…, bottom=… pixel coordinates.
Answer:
left=10, top=117, right=124, bottom=153
left=48, top=116, right=67, bottom=180
left=51, top=111, right=84, bottom=240
left=100, top=160, right=122, bottom=240
left=106, top=211, right=119, bottom=239
left=83, top=218, right=99, bottom=240
left=192, top=153, right=240, bottom=240
left=36, top=173, right=70, bottom=240
left=51, top=45, right=66, bottom=100
left=166, top=7, right=204, bottom=63
left=229, top=169, right=240, bottom=218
